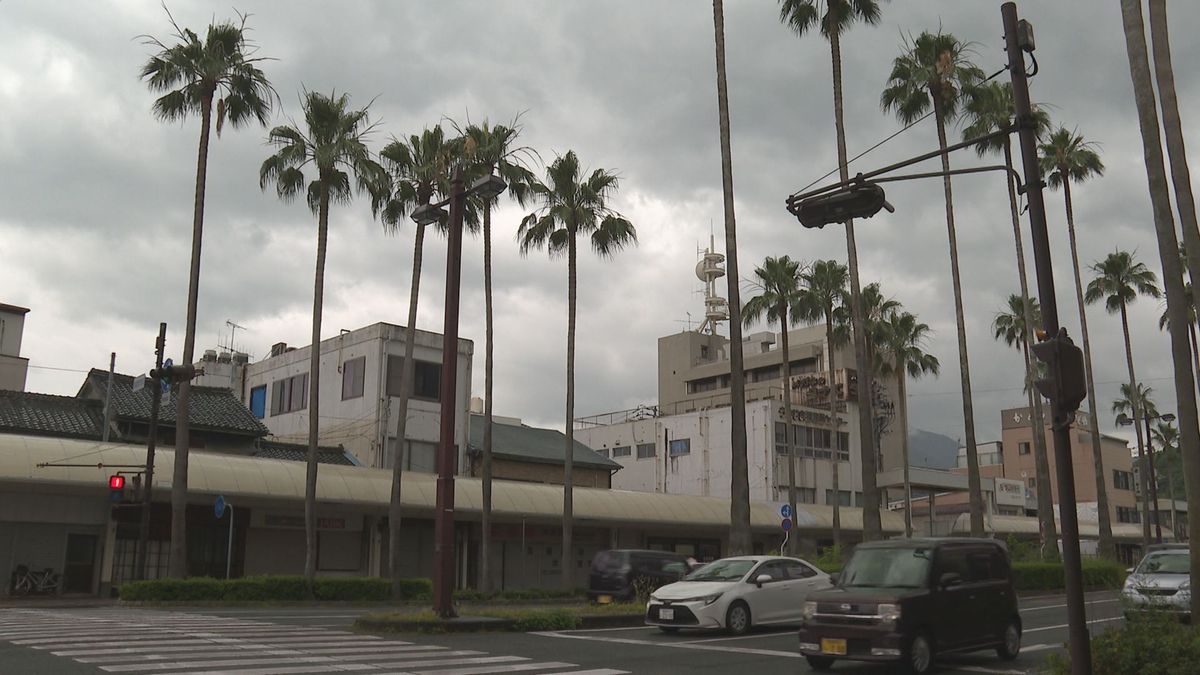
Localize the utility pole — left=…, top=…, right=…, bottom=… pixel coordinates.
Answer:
left=1003, top=4, right=1091, bottom=673
left=1143, top=415, right=1163, bottom=543
left=102, top=353, right=116, bottom=442
left=136, top=323, right=166, bottom=581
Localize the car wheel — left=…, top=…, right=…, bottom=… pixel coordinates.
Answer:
left=996, top=620, right=1021, bottom=661
left=725, top=601, right=751, bottom=636
left=904, top=632, right=935, bottom=675
left=805, top=655, right=836, bottom=671
left=658, top=627, right=679, bottom=634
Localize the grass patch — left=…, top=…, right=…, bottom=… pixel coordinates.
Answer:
left=119, top=576, right=431, bottom=603
left=1044, top=613, right=1200, bottom=674
left=357, top=602, right=644, bottom=633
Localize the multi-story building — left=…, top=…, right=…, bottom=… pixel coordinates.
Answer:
left=0, top=303, right=30, bottom=392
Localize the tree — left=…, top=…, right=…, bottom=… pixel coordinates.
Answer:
left=713, top=0, right=752, bottom=554
left=882, top=30, right=985, bottom=536
left=1086, top=250, right=1160, bottom=547
left=877, top=311, right=939, bottom=538
left=778, top=0, right=889, bottom=542
left=1158, top=245, right=1200, bottom=385
left=1113, top=382, right=1159, bottom=547
left=140, top=10, right=275, bottom=577
left=1039, top=125, right=1115, bottom=559
left=991, top=294, right=1059, bottom=559
left=743, top=256, right=805, bottom=553
left=460, top=119, right=536, bottom=592
left=1150, top=421, right=1183, bottom=540
left=963, top=84, right=1066, bottom=558
left=518, top=151, right=636, bottom=587
left=259, top=91, right=388, bottom=585
left=795, top=259, right=850, bottom=549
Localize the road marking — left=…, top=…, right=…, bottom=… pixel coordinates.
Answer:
left=1020, top=643, right=1057, bottom=653
left=402, top=663, right=577, bottom=675
left=533, top=630, right=801, bottom=658
left=954, top=666, right=1027, bottom=674
left=99, top=652, right=502, bottom=672
left=541, top=671, right=630, bottom=675
left=553, top=625, right=659, bottom=634
left=1024, top=616, right=1122, bottom=633
left=679, top=631, right=792, bottom=644
left=1021, top=598, right=1120, bottom=612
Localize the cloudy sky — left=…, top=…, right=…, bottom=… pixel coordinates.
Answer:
left=3, top=1, right=1197, bottom=448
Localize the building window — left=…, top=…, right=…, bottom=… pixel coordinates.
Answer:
left=1117, top=506, right=1141, bottom=524
left=825, top=489, right=852, bottom=507
left=612, top=446, right=632, bottom=458
left=1027, top=477, right=1036, bottom=489
left=1018, top=442, right=1030, bottom=455
left=700, top=345, right=710, bottom=359
left=341, top=356, right=366, bottom=400
left=636, top=443, right=655, bottom=459
left=596, top=448, right=609, bottom=458
left=1113, top=469, right=1134, bottom=490
left=797, top=487, right=816, bottom=504
left=668, top=439, right=691, bottom=457
left=385, top=355, right=442, bottom=401
left=270, top=373, right=308, bottom=416
left=249, top=385, right=267, bottom=419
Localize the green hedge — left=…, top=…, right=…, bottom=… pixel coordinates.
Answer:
left=119, top=576, right=431, bottom=602
left=453, top=587, right=584, bottom=603
left=1012, top=560, right=1126, bottom=591
left=1044, top=614, right=1200, bottom=674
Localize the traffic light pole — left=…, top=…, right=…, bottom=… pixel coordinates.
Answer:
left=136, top=322, right=166, bottom=581
left=1003, top=4, right=1091, bottom=673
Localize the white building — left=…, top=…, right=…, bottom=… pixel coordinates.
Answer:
left=0, top=303, right=30, bottom=392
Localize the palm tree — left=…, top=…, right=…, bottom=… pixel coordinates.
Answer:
left=460, top=119, right=536, bottom=592
left=882, top=30, right=986, bottom=536
left=795, top=260, right=849, bottom=549
left=1159, top=280, right=1200, bottom=383
left=858, top=283, right=900, bottom=383
left=140, top=10, right=275, bottom=578
left=1113, top=382, right=1159, bottom=546
left=1039, top=125, right=1115, bottom=559
left=1120, top=0, right=1200, bottom=616
left=518, top=151, right=636, bottom=587
left=991, top=294, right=1060, bottom=559
left=712, top=0, right=752, bottom=554
left=1150, top=421, right=1182, bottom=540
left=743, top=256, right=805, bottom=553
left=1086, top=250, right=1160, bottom=547
left=778, top=0, right=889, bottom=545
left=377, top=125, right=457, bottom=598
left=877, top=311, right=939, bottom=538
left=259, top=91, right=388, bottom=585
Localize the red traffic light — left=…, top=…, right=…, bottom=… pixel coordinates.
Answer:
left=109, top=475, right=125, bottom=490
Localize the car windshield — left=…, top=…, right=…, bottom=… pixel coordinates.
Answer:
left=684, top=559, right=755, bottom=582
left=1137, top=553, right=1191, bottom=574
left=839, top=547, right=932, bottom=589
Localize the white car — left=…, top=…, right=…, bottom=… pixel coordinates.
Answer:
left=645, top=555, right=833, bottom=634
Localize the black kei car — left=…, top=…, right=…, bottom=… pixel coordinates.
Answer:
left=797, top=538, right=1021, bottom=674
left=588, top=550, right=691, bottom=603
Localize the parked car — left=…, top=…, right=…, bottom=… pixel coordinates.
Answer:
left=645, top=555, right=832, bottom=635
left=797, top=538, right=1021, bottom=674
left=588, top=550, right=690, bottom=604
left=1122, top=547, right=1191, bottom=621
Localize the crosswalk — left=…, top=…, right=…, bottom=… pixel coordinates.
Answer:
left=0, top=609, right=631, bottom=675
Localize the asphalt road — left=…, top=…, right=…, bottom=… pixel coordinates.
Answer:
left=0, top=590, right=1123, bottom=674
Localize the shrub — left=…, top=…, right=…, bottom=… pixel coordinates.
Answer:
left=454, top=587, right=582, bottom=603
left=119, top=577, right=224, bottom=602
left=119, top=576, right=431, bottom=602
left=1044, top=614, right=1200, bottom=675
left=509, top=610, right=581, bottom=632
left=815, top=544, right=846, bottom=574
left=1012, top=560, right=1125, bottom=591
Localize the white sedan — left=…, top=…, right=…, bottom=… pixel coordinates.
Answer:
left=645, top=555, right=832, bottom=635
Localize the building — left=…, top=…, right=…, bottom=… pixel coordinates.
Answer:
left=0, top=303, right=30, bottom=392
left=465, top=409, right=620, bottom=488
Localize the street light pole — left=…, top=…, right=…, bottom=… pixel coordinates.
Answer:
left=1143, top=414, right=1163, bottom=543
left=136, top=322, right=166, bottom=581
left=1002, top=4, right=1091, bottom=674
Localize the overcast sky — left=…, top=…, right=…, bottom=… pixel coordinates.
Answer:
left=3, top=1, right=1197, bottom=449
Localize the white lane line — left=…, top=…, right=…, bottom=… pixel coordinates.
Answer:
left=679, top=631, right=791, bottom=644
left=190, top=614, right=365, bottom=620
left=404, top=663, right=576, bottom=675
left=303, top=646, right=444, bottom=656
left=1020, top=643, right=1058, bottom=653
left=532, top=631, right=801, bottom=658
left=552, top=625, right=658, bottom=634
left=158, top=665, right=382, bottom=675
left=79, top=649, right=299, bottom=664
left=101, top=650, right=499, bottom=673
left=75, top=644, right=442, bottom=664
left=540, top=670, right=631, bottom=675
left=101, top=655, right=344, bottom=672
left=17, top=628, right=340, bottom=645
left=954, top=666, right=1026, bottom=675
left=1021, top=598, right=1121, bottom=612
left=1025, top=616, right=1122, bottom=633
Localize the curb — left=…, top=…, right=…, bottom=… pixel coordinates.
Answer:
left=354, top=613, right=645, bottom=634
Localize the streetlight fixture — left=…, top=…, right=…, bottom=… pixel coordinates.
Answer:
left=411, top=167, right=506, bottom=620
left=1116, top=410, right=1176, bottom=544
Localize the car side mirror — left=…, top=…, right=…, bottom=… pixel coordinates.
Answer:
left=755, top=574, right=772, bottom=588
left=939, top=572, right=963, bottom=590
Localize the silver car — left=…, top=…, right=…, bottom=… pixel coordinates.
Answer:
left=1122, top=548, right=1191, bottom=620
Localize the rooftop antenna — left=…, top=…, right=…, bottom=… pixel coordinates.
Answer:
left=695, top=232, right=729, bottom=335
left=224, top=320, right=247, bottom=353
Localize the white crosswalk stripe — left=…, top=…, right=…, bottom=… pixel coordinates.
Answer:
left=0, top=608, right=632, bottom=675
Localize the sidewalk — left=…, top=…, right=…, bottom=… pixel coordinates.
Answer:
left=0, top=595, right=120, bottom=609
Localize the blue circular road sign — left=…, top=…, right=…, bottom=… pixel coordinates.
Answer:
left=214, top=495, right=226, bottom=519
left=780, top=504, right=793, bottom=519
left=781, top=517, right=793, bottom=531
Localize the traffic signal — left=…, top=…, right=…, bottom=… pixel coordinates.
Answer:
left=790, top=182, right=895, bottom=229
left=1031, top=327, right=1087, bottom=418
left=108, top=474, right=126, bottom=503
left=149, top=364, right=202, bottom=383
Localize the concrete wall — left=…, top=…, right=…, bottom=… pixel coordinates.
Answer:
left=0, top=490, right=108, bottom=596
left=0, top=306, right=28, bottom=391
left=470, top=457, right=611, bottom=489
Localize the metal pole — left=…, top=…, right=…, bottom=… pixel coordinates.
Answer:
left=1003, top=4, right=1091, bottom=673
left=1144, top=415, right=1163, bottom=543
left=103, top=353, right=115, bottom=442
left=432, top=168, right=465, bottom=619
left=136, top=323, right=166, bottom=581
left=226, top=504, right=234, bottom=579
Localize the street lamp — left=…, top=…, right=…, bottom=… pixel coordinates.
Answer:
left=1116, top=411, right=1176, bottom=544
left=412, top=166, right=506, bottom=619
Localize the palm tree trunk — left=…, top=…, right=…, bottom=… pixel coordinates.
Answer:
left=899, top=370, right=912, bottom=538
left=1167, top=450, right=1179, bottom=539
left=825, top=319, right=841, bottom=550
left=562, top=231, right=577, bottom=589
left=305, top=181, right=330, bottom=586
left=1022, top=343, right=1059, bottom=560
left=829, top=10, right=880, bottom=542
left=713, top=0, right=752, bottom=555
left=933, top=99, right=983, bottom=537
left=389, top=221, right=425, bottom=599
left=1191, top=323, right=1200, bottom=388
left=481, top=203, right=495, bottom=593
left=1119, top=302, right=1151, bottom=548
left=169, top=92, right=214, bottom=579
left=1062, top=179, right=1108, bottom=559
left=780, top=309, right=798, bottom=555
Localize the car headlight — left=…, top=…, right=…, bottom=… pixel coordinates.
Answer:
left=1181, top=581, right=1190, bottom=592
left=878, top=603, right=901, bottom=626
left=801, top=601, right=817, bottom=621
left=649, top=593, right=661, bottom=603
left=702, top=593, right=723, bottom=606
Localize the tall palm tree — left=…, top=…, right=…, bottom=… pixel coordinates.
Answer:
left=1086, top=250, right=1160, bottom=547
left=1159, top=279, right=1200, bottom=384
left=743, top=256, right=805, bottom=553
left=712, top=0, right=752, bottom=554
left=259, top=91, right=388, bottom=585
left=991, top=294, right=1060, bottom=559
left=1113, top=382, right=1159, bottom=546
left=518, top=151, right=636, bottom=587
left=1039, top=125, right=1115, bottom=559
left=140, top=10, right=274, bottom=578
left=1121, top=0, right=1200, bottom=615
left=1150, top=421, right=1182, bottom=540
left=779, top=0, right=889, bottom=545
left=962, top=83, right=1069, bottom=557
left=882, top=30, right=986, bottom=536
left=877, top=310, right=939, bottom=538
left=377, top=125, right=457, bottom=598
left=795, top=259, right=849, bottom=549
left=460, top=119, right=536, bottom=592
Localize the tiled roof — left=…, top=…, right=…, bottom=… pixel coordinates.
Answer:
left=467, top=413, right=621, bottom=470
left=0, top=390, right=106, bottom=440
left=253, top=439, right=358, bottom=466
left=79, top=369, right=268, bottom=437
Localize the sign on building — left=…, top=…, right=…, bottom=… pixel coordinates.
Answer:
left=994, top=477, right=1027, bottom=508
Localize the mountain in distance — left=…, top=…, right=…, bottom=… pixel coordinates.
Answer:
left=907, top=428, right=961, bottom=470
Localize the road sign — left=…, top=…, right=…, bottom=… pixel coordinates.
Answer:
left=214, top=495, right=226, bottom=519
left=161, top=358, right=173, bottom=394
left=781, top=517, right=793, bottom=531
left=133, top=374, right=146, bottom=392
left=780, top=504, right=792, bottom=519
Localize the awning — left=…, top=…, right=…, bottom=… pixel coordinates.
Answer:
left=950, top=512, right=1158, bottom=542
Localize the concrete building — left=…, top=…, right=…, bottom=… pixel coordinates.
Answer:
left=465, top=409, right=620, bottom=488
left=0, top=303, right=30, bottom=392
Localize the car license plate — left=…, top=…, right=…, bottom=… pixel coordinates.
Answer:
left=660, top=608, right=675, bottom=621
left=821, top=638, right=847, bottom=655
left=597, top=595, right=612, bottom=605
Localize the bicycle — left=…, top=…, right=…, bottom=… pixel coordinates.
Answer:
left=11, top=565, right=61, bottom=596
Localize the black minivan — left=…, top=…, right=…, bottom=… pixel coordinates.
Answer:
left=588, top=550, right=691, bottom=603
left=797, top=538, right=1021, bottom=674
